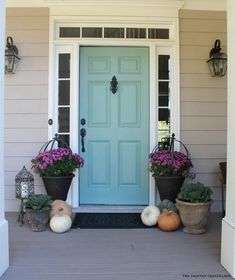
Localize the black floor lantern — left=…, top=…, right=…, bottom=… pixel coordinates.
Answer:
left=15, top=166, right=34, bottom=226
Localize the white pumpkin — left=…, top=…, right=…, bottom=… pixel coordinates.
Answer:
left=50, top=200, right=72, bottom=218
left=141, top=206, right=160, bottom=226
left=50, top=208, right=72, bottom=233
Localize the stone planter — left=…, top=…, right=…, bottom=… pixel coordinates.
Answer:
left=26, top=209, right=50, bottom=232
left=176, top=199, right=213, bottom=234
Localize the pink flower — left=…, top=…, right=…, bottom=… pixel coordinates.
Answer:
left=31, top=147, right=84, bottom=177
left=149, top=150, right=193, bottom=178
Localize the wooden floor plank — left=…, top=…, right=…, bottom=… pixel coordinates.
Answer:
left=1, top=213, right=231, bottom=280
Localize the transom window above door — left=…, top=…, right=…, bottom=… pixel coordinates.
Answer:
left=59, top=26, right=169, bottom=39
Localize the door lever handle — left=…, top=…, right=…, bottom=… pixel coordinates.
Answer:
left=80, top=128, right=86, bottom=152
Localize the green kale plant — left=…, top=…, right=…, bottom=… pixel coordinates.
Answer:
left=177, top=182, right=213, bottom=203
left=24, top=194, right=52, bottom=211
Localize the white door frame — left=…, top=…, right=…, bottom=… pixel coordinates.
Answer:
left=48, top=18, right=180, bottom=212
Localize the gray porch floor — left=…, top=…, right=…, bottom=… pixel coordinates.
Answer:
left=1, top=213, right=232, bottom=280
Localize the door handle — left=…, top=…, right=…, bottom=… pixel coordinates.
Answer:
left=80, top=128, right=86, bottom=152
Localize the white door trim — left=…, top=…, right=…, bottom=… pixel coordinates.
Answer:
left=48, top=17, right=180, bottom=212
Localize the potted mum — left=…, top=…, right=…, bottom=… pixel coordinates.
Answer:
left=149, top=134, right=193, bottom=202
left=31, top=135, right=84, bottom=201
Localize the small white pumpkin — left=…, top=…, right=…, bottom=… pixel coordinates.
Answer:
left=50, top=200, right=72, bottom=218
left=141, top=205, right=160, bottom=226
left=50, top=208, right=72, bottom=233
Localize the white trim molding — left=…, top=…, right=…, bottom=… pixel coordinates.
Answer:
left=221, top=219, right=235, bottom=277
left=0, top=0, right=9, bottom=277
left=0, top=220, right=9, bottom=277
left=182, top=0, right=226, bottom=11
left=221, top=0, right=235, bottom=277
left=6, top=0, right=183, bottom=9
left=6, top=0, right=226, bottom=11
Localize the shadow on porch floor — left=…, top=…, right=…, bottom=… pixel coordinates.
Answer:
left=1, top=212, right=231, bottom=280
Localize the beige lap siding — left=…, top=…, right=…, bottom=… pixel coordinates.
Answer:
left=179, top=10, right=227, bottom=212
left=5, top=8, right=49, bottom=211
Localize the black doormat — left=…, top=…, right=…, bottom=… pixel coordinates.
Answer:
left=72, top=213, right=147, bottom=229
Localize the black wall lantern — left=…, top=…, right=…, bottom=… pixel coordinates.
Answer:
left=207, top=39, right=227, bottom=77
left=5, top=36, right=21, bottom=74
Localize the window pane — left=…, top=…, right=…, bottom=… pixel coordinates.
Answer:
left=60, top=27, right=80, bottom=38
left=126, top=28, right=146, bottom=39
left=159, top=81, right=169, bottom=95
left=58, top=108, right=70, bottom=133
left=159, top=96, right=169, bottom=107
left=159, top=108, right=169, bottom=122
left=58, top=134, right=70, bottom=147
left=59, top=80, right=70, bottom=105
left=158, top=121, right=170, bottom=146
left=59, top=54, right=70, bottom=78
left=82, top=27, right=102, bottom=38
left=148, top=28, right=169, bottom=39
left=104, top=28, right=124, bottom=38
left=159, top=55, right=170, bottom=79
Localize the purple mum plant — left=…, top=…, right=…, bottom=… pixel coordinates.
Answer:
left=149, top=149, right=194, bottom=178
left=31, top=147, right=84, bottom=177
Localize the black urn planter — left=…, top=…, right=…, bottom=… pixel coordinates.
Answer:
left=42, top=174, right=75, bottom=201
left=154, top=176, right=185, bottom=202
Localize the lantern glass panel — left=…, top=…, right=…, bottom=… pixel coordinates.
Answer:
left=207, top=51, right=227, bottom=77
left=5, top=55, right=20, bottom=74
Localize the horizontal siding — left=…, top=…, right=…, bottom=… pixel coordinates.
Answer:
left=181, top=88, right=227, bottom=102
left=6, top=8, right=49, bottom=17
left=16, top=57, right=49, bottom=71
left=181, top=131, right=226, bottom=145
left=179, top=10, right=227, bottom=212
left=181, top=117, right=226, bottom=130
left=180, top=32, right=226, bottom=47
left=180, top=46, right=211, bottom=60
left=5, top=71, right=48, bottom=85
left=5, top=85, right=48, bottom=99
left=5, top=30, right=49, bottom=44
left=180, top=19, right=227, bottom=33
left=179, top=10, right=226, bottom=20
left=18, top=43, right=49, bottom=57
left=5, top=100, right=48, bottom=114
left=5, top=8, right=49, bottom=211
left=181, top=102, right=227, bottom=117
left=6, top=16, right=49, bottom=30
left=187, top=144, right=227, bottom=159
left=181, top=74, right=226, bottom=88
left=5, top=142, right=46, bottom=156
left=5, top=128, right=48, bottom=143
left=5, top=114, right=48, bottom=128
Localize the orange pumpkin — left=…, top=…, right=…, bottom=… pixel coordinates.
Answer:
left=157, top=211, right=181, bottom=232
left=50, top=200, right=72, bottom=218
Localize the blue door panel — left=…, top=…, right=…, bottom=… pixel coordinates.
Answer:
left=79, top=47, right=149, bottom=205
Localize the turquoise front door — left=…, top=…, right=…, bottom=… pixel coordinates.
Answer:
left=79, top=46, right=149, bottom=205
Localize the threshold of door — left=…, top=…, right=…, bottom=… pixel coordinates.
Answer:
left=72, top=205, right=146, bottom=213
